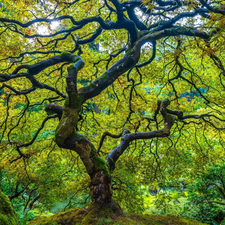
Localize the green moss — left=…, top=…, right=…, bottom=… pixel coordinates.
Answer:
left=29, top=208, right=87, bottom=225
left=126, top=213, right=207, bottom=225
left=91, top=148, right=96, bottom=155
left=94, top=156, right=110, bottom=178
left=100, top=74, right=108, bottom=79
left=61, top=51, right=71, bottom=56
left=64, top=97, right=70, bottom=106
left=0, top=190, right=18, bottom=225
left=67, top=64, right=78, bottom=71
left=28, top=206, right=207, bottom=225
left=91, top=149, right=110, bottom=178
left=81, top=202, right=122, bottom=225
left=64, top=94, right=83, bottom=109
left=86, top=83, right=96, bottom=90
left=84, top=84, right=91, bottom=90
left=77, top=94, right=83, bottom=105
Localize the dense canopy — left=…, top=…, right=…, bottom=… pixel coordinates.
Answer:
left=0, top=0, right=225, bottom=222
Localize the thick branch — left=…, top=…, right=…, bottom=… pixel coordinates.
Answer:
left=124, top=4, right=147, bottom=30
left=45, top=104, right=63, bottom=119
left=78, top=48, right=140, bottom=101
left=136, top=27, right=209, bottom=50
left=110, top=0, right=124, bottom=21
left=54, top=58, right=98, bottom=176
left=78, top=26, right=209, bottom=102
left=0, top=54, right=81, bottom=82
left=149, top=11, right=203, bottom=32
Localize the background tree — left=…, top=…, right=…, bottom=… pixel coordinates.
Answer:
left=0, top=0, right=225, bottom=217
left=184, top=164, right=225, bottom=224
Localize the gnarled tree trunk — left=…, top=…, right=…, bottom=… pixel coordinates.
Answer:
left=46, top=52, right=175, bottom=213
left=48, top=56, right=118, bottom=211
left=90, top=171, right=112, bottom=204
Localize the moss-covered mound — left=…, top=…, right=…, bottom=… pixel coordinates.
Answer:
left=0, top=190, right=18, bottom=225
left=29, top=203, right=206, bottom=225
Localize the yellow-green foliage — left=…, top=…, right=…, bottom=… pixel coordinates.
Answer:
left=0, top=190, right=18, bottom=225
left=28, top=207, right=207, bottom=225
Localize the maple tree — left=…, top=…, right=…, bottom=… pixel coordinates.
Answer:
left=0, top=0, right=225, bottom=216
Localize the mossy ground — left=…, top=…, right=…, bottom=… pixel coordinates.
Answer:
left=0, top=190, right=18, bottom=225
left=28, top=204, right=207, bottom=225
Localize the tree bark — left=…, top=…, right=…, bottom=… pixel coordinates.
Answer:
left=90, top=171, right=112, bottom=204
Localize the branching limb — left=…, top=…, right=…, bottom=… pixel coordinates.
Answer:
left=97, top=129, right=130, bottom=154
left=123, top=2, right=147, bottom=30
left=106, top=99, right=174, bottom=171
left=23, top=187, right=38, bottom=212
left=0, top=83, right=36, bottom=95
left=27, top=76, right=67, bottom=98
left=9, top=183, right=29, bottom=201
left=0, top=13, right=138, bottom=45
left=29, top=193, right=40, bottom=210
left=10, top=114, right=58, bottom=163
left=109, top=0, right=124, bottom=21
left=167, top=109, right=225, bottom=130
left=0, top=54, right=81, bottom=82
left=199, top=0, right=225, bottom=15
left=78, top=46, right=140, bottom=101
left=79, top=27, right=208, bottom=102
